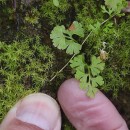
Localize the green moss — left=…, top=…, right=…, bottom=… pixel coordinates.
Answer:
left=0, top=0, right=130, bottom=127
left=0, top=36, right=55, bottom=121
left=102, top=19, right=130, bottom=97
left=0, top=0, right=6, bottom=4
left=74, top=1, right=130, bottom=97
left=0, top=83, right=36, bottom=121
left=40, top=0, right=71, bottom=25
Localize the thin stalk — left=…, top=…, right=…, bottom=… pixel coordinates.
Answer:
left=101, top=15, right=115, bottom=25
left=50, top=54, right=75, bottom=81
left=50, top=31, right=92, bottom=82
left=50, top=15, right=115, bottom=82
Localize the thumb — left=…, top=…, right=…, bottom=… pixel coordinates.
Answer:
left=0, top=93, right=61, bottom=130
left=58, top=78, right=128, bottom=130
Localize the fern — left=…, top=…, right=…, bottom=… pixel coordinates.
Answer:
left=70, top=55, right=105, bottom=97
left=50, top=20, right=106, bottom=97
left=102, top=0, right=127, bottom=16
left=50, top=21, right=84, bottom=55
left=50, top=1, right=127, bottom=97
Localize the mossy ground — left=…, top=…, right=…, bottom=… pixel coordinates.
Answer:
left=0, top=0, right=130, bottom=129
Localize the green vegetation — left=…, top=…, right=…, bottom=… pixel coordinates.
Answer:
left=70, top=55, right=105, bottom=97
left=0, top=0, right=130, bottom=129
left=50, top=0, right=129, bottom=98
left=53, top=0, right=60, bottom=7
left=0, top=36, right=55, bottom=121
left=50, top=21, right=84, bottom=55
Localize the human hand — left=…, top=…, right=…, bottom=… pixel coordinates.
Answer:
left=0, top=78, right=128, bottom=130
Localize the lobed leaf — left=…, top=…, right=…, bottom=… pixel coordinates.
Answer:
left=50, top=21, right=84, bottom=55
left=69, top=21, right=84, bottom=37
left=104, top=0, right=127, bottom=15
left=53, top=0, right=59, bottom=7
left=50, top=25, right=67, bottom=50
left=79, top=73, right=98, bottom=98
left=70, top=55, right=86, bottom=72
left=92, top=76, right=104, bottom=87
left=66, top=40, right=81, bottom=55
left=70, top=55, right=105, bottom=97
left=87, top=86, right=98, bottom=98
left=90, top=56, right=105, bottom=76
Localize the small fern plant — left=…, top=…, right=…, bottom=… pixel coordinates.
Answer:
left=50, top=21, right=105, bottom=97
left=50, top=0, right=127, bottom=97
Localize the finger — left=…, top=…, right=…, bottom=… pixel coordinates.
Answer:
left=58, top=78, right=128, bottom=130
left=0, top=93, right=61, bottom=130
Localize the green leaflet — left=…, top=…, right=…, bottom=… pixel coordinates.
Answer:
left=50, top=25, right=67, bottom=50
left=90, top=56, right=105, bottom=76
left=104, top=0, right=127, bottom=15
left=53, top=0, right=59, bottom=7
left=70, top=55, right=86, bottom=72
left=92, top=76, right=104, bottom=87
left=69, top=21, right=84, bottom=37
left=50, top=21, right=84, bottom=55
left=50, top=20, right=106, bottom=98
left=89, top=22, right=101, bottom=34
left=66, top=40, right=81, bottom=55
left=101, top=5, right=113, bottom=16
left=70, top=55, right=105, bottom=97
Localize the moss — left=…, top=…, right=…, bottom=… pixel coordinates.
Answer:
left=0, top=83, right=36, bottom=121
left=40, top=0, right=71, bottom=25
left=70, top=0, right=130, bottom=97
left=0, top=36, right=55, bottom=121
left=102, top=18, right=130, bottom=97
left=0, top=0, right=130, bottom=127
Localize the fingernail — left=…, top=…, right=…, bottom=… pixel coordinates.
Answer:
left=16, top=93, right=61, bottom=130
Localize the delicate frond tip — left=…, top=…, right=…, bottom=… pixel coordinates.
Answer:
left=104, top=0, right=127, bottom=15
left=70, top=55, right=105, bottom=97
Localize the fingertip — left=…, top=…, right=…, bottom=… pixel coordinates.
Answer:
left=1, top=93, right=61, bottom=130
left=58, top=78, right=108, bottom=108
left=58, top=78, right=128, bottom=130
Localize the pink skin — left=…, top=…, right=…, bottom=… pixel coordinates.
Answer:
left=0, top=78, right=128, bottom=130
left=58, top=78, right=128, bottom=130
left=0, top=93, right=61, bottom=130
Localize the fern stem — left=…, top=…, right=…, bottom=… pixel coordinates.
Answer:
left=81, top=31, right=92, bottom=46
left=50, top=15, right=115, bottom=82
left=50, top=54, right=75, bottom=81
left=101, top=15, right=115, bottom=25
left=50, top=31, right=92, bottom=82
